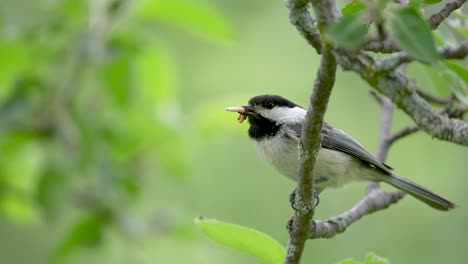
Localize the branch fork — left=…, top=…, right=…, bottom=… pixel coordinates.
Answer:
left=282, top=0, right=467, bottom=262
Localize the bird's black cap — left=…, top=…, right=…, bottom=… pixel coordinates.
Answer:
left=248, top=95, right=300, bottom=109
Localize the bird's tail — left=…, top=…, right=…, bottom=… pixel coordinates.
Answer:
left=379, top=174, right=455, bottom=211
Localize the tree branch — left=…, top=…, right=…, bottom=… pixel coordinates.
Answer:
left=386, top=95, right=462, bottom=144
left=372, top=91, right=394, bottom=162
left=284, top=0, right=338, bottom=263
left=284, top=0, right=467, bottom=246
left=428, top=0, right=467, bottom=30
left=416, top=89, right=452, bottom=105
left=439, top=41, right=468, bottom=59
left=388, top=126, right=419, bottom=145
left=308, top=189, right=405, bottom=238
left=308, top=91, right=407, bottom=239
left=364, top=38, right=400, bottom=54
left=372, top=73, right=468, bottom=145
left=367, top=91, right=393, bottom=191
left=286, top=1, right=322, bottom=54
left=364, top=0, right=467, bottom=53
left=372, top=41, right=468, bottom=73
left=335, top=50, right=468, bottom=145
left=285, top=44, right=337, bottom=264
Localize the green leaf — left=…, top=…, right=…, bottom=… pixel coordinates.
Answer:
left=195, top=217, right=285, bottom=264
left=422, top=0, right=442, bottom=4
left=421, top=64, right=457, bottom=94
left=421, top=62, right=468, bottom=104
left=326, top=13, right=368, bottom=49
left=409, top=0, right=422, bottom=9
left=341, top=1, right=366, bottom=15
left=421, top=62, right=468, bottom=105
left=364, top=253, right=390, bottom=264
left=453, top=10, right=468, bottom=20
left=445, top=61, right=468, bottom=84
left=390, top=7, right=439, bottom=64
left=54, top=214, right=107, bottom=261
left=136, top=0, right=233, bottom=43
left=444, top=61, right=468, bottom=104
left=452, top=85, right=468, bottom=105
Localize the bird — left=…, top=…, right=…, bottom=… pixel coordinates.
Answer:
left=225, top=94, right=455, bottom=211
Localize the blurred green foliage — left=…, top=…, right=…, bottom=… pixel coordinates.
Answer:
left=0, top=0, right=234, bottom=261
left=0, top=0, right=466, bottom=264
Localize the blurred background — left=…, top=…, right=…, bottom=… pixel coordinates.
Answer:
left=0, top=0, right=466, bottom=263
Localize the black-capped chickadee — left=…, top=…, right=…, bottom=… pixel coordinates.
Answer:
left=226, top=94, right=455, bottom=211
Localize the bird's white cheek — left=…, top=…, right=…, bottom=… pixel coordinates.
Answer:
left=258, top=107, right=306, bottom=124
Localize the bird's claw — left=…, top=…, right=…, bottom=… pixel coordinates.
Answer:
left=313, top=191, right=320, bottom=208
left=286, top=216, right=294, bottom=234
left=289, top=188, right=297, bottom=210
left=289, top=188, right=320, bottom=212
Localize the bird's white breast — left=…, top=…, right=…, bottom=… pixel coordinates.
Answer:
left=253, top=133, right=370, bottom=191
left=253, top=133, right=300, bottom=180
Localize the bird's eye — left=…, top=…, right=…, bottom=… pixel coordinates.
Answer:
left=266, top=102, right=275, bottom=109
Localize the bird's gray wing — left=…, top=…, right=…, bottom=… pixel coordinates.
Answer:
left=286, top=122, right=392, bottom=173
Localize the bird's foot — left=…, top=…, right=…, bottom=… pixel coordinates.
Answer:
left=289, top=188, right=297, bottom=210
left=286, top=216, right=294, bottom=234
left=289, top=188, right=320, bottom=213
left=286, top=217, right=317, bottom=236
left=313, top=191, right=320, bottom=208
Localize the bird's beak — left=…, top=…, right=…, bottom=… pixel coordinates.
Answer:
left=225, top=105, right=255, bottom=123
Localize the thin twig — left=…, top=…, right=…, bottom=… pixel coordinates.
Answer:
left=370, top=90, right=384, bottom=105
left=440, top=95, right=456, bottom=114
left=363, top=38, right=400, bottom=54
left=309, top=189, right=404, bottom=238
left=428, top=0, right=467, bottom=30
left=387, top=95, right=460, bottom=144
left=372, top=41, right=468, bottom=73
left=364, top=0, right=467, bottom=53
left=286, top=0, right=322, bottom=54
left=368, top=91, right=393, bottom=191
left=439, top=41, right=468, bottom=59
left=416, top=89, right=452, bottom=105
left=366, top=87, right=396, bottom=197
left=388, top=126, right=420, bottom=145
left=373, top=93, right=393, bottom=162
